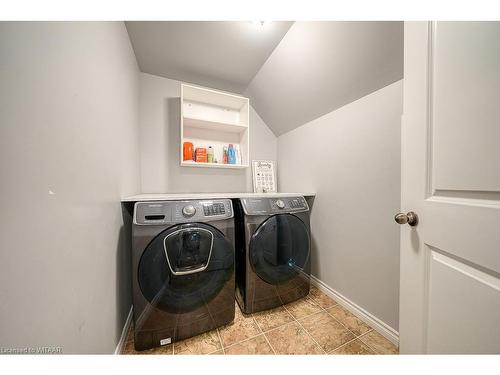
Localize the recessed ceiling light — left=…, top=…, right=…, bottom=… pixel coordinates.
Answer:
left=251, top=21, right=270, bottom=29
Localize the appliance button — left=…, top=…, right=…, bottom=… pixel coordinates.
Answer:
left=182, top=205, right=196, bottom=217
left=276, top=199, right=285, bottom=209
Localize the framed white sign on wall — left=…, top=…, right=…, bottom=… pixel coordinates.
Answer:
left=252, top=160, right=277, bottom=193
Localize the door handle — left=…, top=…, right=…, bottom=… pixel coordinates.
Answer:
left=394, top=211, right=419, bottom=226
left=163, top=227, right=214, bottom=276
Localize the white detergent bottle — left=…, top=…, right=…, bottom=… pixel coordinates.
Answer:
left=234, top=144, right=241, bottom=164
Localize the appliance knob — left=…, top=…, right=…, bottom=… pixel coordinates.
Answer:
left=182, top=205, right=196, bottom=217
left=276, top=199, right=285, bottom=209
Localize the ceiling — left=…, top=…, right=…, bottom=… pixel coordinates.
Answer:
left=245, top=22, right=404, bottom=135
left=126, top=21, right=403, bottom=136
left=125, top=21, right=293, bottom=93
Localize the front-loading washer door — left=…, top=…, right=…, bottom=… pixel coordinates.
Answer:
left=249, top=214, right=310, bottom=285
left=138, top=222, right=234, bottom=313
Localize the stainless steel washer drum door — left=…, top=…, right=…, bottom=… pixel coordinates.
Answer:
left=249, top=214, right=310, bottom=285
left=138, top=222, right=234, bottom=313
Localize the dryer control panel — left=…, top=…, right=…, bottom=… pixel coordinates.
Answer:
left=240, top=196, right=309, bottom=216
left=134, top=199, right=233, bottom=225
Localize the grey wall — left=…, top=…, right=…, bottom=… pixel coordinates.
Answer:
left=138, top=72, right=277, bottom=193
left=0, top=22, right=140, bottom=353
left=277, top=81, right=402, bottom=330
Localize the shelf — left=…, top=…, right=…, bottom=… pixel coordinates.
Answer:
left=180, top=160, right=248, bottom=169
left=182, top=84, right=248, bottom=110
left=183, top=116, right=248, bottom=134
left=181, top=83, right=250, bottom=169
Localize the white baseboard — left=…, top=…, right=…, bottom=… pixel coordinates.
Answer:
left=114, top=306, right=133, bottom=355
left=310, top=275, right=399, bottom=345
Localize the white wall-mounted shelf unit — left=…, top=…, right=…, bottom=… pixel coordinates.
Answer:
left=180, top=83, right=250, bottom=169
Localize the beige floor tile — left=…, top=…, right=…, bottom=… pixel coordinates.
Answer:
left=174, top=330, right=222, bottom=355
left=284, top=296, right=323, bottom=319
left=299, top=311, right=356, bottom=352
left=225, top=335, right=274, bottom=355
left=265, top=321, right=324, bottom=354
left=330, top=339, right=374, bottom=355
left=359, top=331, right=399, bottom=354
left=327, top=305, right=372, bottom=336
left=252, top=306, right=294, bottom=332
left=121, top=340, right=135, bottom=354
left=122, top=339, right=173, bottom=355
left=309, top=287, right=337, bottom=309
left=218, top=307, right=261, bottom=347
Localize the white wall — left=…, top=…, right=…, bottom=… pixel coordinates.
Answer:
left=278, top=81, right=402, bottom=330
left=0, top=22, right=140, bottom=353
left=139, top=72, right=277, bottom=193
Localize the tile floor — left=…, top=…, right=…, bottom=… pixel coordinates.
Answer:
left=121, top=286, right=399, bottom=355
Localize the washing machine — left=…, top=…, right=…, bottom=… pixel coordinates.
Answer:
left=233, top=196, right=311, bottom=314
left=131, top=199, right=235, bottom=351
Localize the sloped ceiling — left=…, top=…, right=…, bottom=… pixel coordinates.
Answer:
left=245, top=22, right=404, bottom=135
left=126, top=21, right=403, bottom=136
left=126, top=21, right=293, bottom=93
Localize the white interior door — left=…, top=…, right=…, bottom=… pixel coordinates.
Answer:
left=399, top=21, right=500, bottom=354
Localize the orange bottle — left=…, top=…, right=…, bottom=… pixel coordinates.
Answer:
left=183, top=142, right=194, bottom=161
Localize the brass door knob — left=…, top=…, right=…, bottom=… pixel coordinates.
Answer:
left=394, top=212, right=418, bottom=226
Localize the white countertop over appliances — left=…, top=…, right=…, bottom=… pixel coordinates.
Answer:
left=121, top=192, right=315, bottom=202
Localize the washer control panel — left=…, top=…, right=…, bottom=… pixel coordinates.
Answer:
left=174, top=200, right=232, bottom=222
left=241, top=196, right=309, bottom=215
left=134, top=199, right=233, bottom=225
left=203, top=202, right=226, bottom=216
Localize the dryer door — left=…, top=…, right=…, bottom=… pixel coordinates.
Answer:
left=138, top=222, right=234, bottom=313
left=249, top=214, right=310, bottom=285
